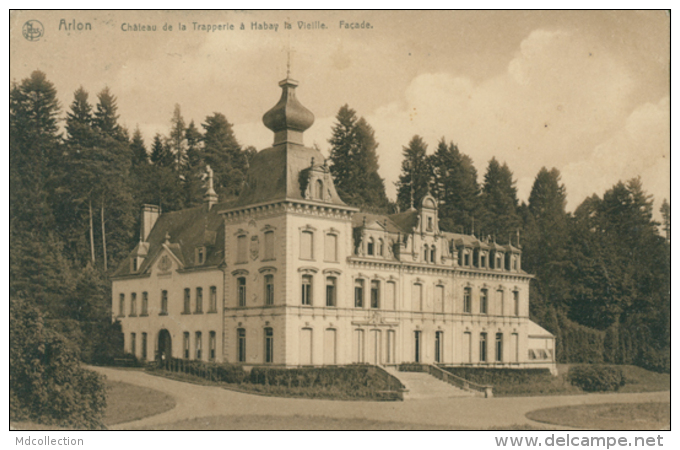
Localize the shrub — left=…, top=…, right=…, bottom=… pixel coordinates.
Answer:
left=567, top=365, right=626, bottom=392
left=10, top=296, right=107, bottom=429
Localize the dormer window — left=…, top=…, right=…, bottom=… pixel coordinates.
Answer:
left=196, top=247, right=206, bottom=265
left=427, top=217, right=433, bottom=232
left=367, top=238, right=374, bottom=256
left=315, top=179, right=324, bottom=200
left=132, top=258, right=138, bottom=272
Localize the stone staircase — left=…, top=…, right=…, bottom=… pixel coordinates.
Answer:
left=383, top=366, right=476, bottom=400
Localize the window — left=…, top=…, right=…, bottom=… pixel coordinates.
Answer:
left=195, top=287, right=203, bottom=313
left=497, top=289, right=504, bottom=316
left=209, top=331, right=216, bottom=361
left=141, top=332, right=147, bottom=360
left=119, top=294, right=125, bottom=317
left=132, top=258, right=138, bottom=272
left=480, top=289, right=488, bottom=314
left=141, top=292, right=148, bottom=315
left=324, top=233, right=337, bottom=262
left=301, top=275, right=313, bottom=306
left=513, top=291, right=519, bottom=316
left=264, top=328, right=274, bottom=363
left=183, top=332, right=190, bottom=359
left=237, top=328, right=246, bottom=362
left=183, top=288, right=191, bottom=313
left=367, top=238, right=374, bottom=256
left=378, top=239, right=384, bottom=256
left=130, top=332, right=136, bottom=356
left=370, top=280, right=380, bottom=309
left=237, top=235, right=247, bottom=263
left=209, top=286, right=217, bottom=312
left=479, top=333, right=487, bottom=362
left=513, top=258, right=518, bottom=270
left=386, top=281, right=397, bottom=310
left=435, top=331, right=443, bottom=363
left=414, top=330, right=422, bottom=363
left=195, top=332, right=202, bottom=360
left=431, top=246, right=436, bottom=263
left=464, top=252, right=470, bottom=266
left=264, top=231, right=274, bottom=260
left=427, top=216, right=433, bottom=232
left=196, top=247, right=205, bottom=265
left=130, top=292, right=137, bottom=316
left=238, top=277, right=247, bottom=307
left=496, top=255, right=502, bottom=270
left=264, top=275, right=274, bottom=306
left=315, top=179, right=324, bottom=199
left=458, top=250, right=463, bottom=266
left=423, top=244, right=428, bottom=262
left=496, top=333, right=503, bottom=362
left=412, top=283, right=423, bottom=311
left=435, top=285, right=444, bottom=312
left=481, top=255, right=486, bottom=268
left=300, top=230, right=313, bottom=260
left=326, top=277, right=336, bottom=307
left=463, top=287, right=472, bottom=313
left=354, top=279, right=364, bottom=308
left=160, top=290, right=168, bottom=315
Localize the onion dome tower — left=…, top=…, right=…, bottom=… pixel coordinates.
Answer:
left=262, top=77, right=315, bottom=146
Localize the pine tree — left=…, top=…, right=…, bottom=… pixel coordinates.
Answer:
left=129, top=127, right=148, bottom=166
left=660, top=198, right=670, bottom=242
left=183, top=120, right=205, bottom=207
left=168, top=104, right=187, bottom=174
left=328, top=105, right=389, bottom=210
left=65, top=87, right=95, bottom=146
left=480, top=157, right=520, bottom=241
left=429, top=138, right=480, bottom=232
left=92, top=87, right=125, bottom=141
left=396, top=135, right=430, bottom=211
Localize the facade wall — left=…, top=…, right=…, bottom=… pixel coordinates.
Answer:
left=112, top=258, right=223, bottom=362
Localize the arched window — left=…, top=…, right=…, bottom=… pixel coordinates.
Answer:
left=326, top=276, right=337, bottom=307
left=378, top=239, right=384, bottom=256
left=300, top=230, right=314, bottom=260
left=463, top=287, right=472, bottom=313
left=315, top=179, right=324, bottom=200
left=264, top=275, right=274, bottom=306
left=264, top=328, right=274, bottom=363
left=237, top=277, right=247, bottom=307
left=480, top=289, right=488, bottom=314
left=430, top=246, right=436, bottom=263
left=209, top=331, right=216, bottom=361
left=423, top=244, right=429, bottom=262
left=479, top=333, right=488, bottom=362
left=301, top=275, right=313, bottom=306
left=367, top=237, right=374, bottom=256
left=237, top=328, right=246, bottom=362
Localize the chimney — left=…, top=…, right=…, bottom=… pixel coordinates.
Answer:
left=141, top=204, right=160, bottom=241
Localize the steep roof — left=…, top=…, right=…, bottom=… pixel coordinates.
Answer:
left=112, top=201, right=230, bottom=278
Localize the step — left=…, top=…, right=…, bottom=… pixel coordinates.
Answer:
left=384, top=367, right=476, bottom=399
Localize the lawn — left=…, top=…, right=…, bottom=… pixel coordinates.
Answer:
left=11, top=379, right=176, bottom=430
left=104, top=380, right=176, bottom=425
left=526, top=402, right=670, bottom=430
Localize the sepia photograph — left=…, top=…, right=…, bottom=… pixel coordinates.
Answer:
left=9, top=9, right=670, bottom=440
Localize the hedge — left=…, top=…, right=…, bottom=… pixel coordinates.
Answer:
left=567, top=364, right=626, bottom=392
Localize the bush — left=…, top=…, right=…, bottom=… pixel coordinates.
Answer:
left=440, top=367, right=553, bottom=386
left=567, top=365, right=626, bottom=392
left=10, top=296, right=107, bottom=429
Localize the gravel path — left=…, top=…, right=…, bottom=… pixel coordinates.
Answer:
left=91, top=366, right=670, bottom=430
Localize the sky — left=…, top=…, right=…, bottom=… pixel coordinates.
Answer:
left=10, top=10, right=670, bottom=215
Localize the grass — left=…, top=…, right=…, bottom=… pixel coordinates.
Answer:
left=135, top=414, right=550, bottom=430
left=526, top=402, right=670, bottom=430
left=11, top=380, right=176, bottom=430
left=103, top=381, right=176, bottom=425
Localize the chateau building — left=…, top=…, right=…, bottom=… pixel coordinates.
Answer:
left=111, top=76, right=556, bottom=374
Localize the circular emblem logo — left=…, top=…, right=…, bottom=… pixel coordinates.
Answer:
left=22, top=20, right=44, bottom=41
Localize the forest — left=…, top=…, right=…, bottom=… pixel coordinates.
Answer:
left=10, top=71, right=670, bottom=428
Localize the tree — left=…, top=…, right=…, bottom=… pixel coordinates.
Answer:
left=660, top=199, right=670, bottom=242
left=202, top=112, right=245, bottom=199
left=328, top=105, right=389, bottom=210
left=168, top=104, right=187, bottom=174
left=183, top=120, right=206, bottom=207
left=129, top=127, right=148, bottom=166
left=429, top=138, right=481, bottom=232
left=92, top=87, right=125, bottom=142
left=479, top=158, right=520, bottom=241
left=396, top=135, right=430, bottom=211
left=65, top=86, right=96, bottom=146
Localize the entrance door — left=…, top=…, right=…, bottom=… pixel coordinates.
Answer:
left=158, top=329, right=172, bottom=361
left=435, top=331, right=443, bottom=363
left=300, top=328, right=313, bottom=365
